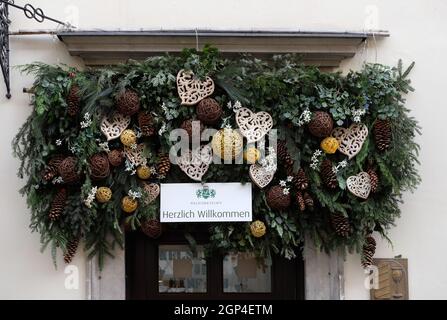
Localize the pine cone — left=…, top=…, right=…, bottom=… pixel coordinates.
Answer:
left=367, top=168, right=379, bottom=193
left=293, top=168, right=309, bottom=190
left=49, top=188, right=67, bottom=221
left=303, top=192, right=314, bottom=210
left=116, top=89, right=140, bottom=116
left=277, top=140, right=294, bottom=170
left=64, top=237, right=79, bottom=264
left=330, top=213, right=351, bottom=237
left=320, top=159, right=338, bottom=189
left=296, top=191, right=306, bottom=212
left=67, top=85, right=80, bottom=116
left=42, top=155, right=65, bottom=182
left=138, top=111, right=155, bottom=136
left=157, top=153, right=171, bottom=177
left=373, top=119, right=392, bottom=151
left=361, top=235, right=377, bottom=268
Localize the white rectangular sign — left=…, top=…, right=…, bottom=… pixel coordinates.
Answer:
left=160, top=183, right=252, bottom=223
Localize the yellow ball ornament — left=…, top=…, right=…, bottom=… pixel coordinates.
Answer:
left=137, top=165, right=151, bottom=180
left=120, top=129, right=137, bottom=147
left=250, top=220, right=266, bottom=238
left=320, top=137, right=339, bottom=154
left=243, top=147, right=261, bottom=164
left=211, top=129, right=243, bottom=160
left=121, top=196, right=138, bottom=213
left=95, top=187, right=112, bottom=203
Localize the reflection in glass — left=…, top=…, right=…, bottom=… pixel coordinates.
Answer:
left=223, top=252, right=272, bottom=293
left=158, top=245, right=207, bottom=293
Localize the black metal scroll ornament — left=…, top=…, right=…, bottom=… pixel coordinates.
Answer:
left=0, top=0, right=72, bottom=99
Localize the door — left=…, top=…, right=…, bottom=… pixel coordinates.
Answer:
left=126, top=230, right=304, bottom=300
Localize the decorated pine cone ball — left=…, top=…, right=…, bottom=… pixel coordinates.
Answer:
left=59, top=156, right=80, bottom=184
left=321, top=136, right=339, bottom=154
left=96, top=187, right=112, bottom=203
left=180, top=119, right=204, bottom=139
left=308, top=111, right=334, bottom=138
left=266, top=185, right=292, bottom=211
left=108, top=149, right=124, bottom=167
left=89, top=153, right=110, bottom=180
left=243, top=147, right=261, bottom=164
left=196, top=98, right=223, bottom=125
left=211, top=129, right=243, bottom=160
left=250, top=220, right=266, bottom=238
left=121, top=196, right=138, bottom=213
left=137, top=165, right=151, bottom=180
left=141, top=219, right=162, bottom=239
left=120, top=129, right=137, bottom=147
left=116, top=89, right=140, bottom=116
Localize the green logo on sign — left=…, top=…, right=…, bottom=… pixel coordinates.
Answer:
left=196, top=187, right=216, bottom=199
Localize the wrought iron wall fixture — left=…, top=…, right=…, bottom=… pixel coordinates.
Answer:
left=0, top=0, right=73, bottom=99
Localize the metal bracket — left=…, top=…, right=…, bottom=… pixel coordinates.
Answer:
left=0, top=0, right=74, bottom=99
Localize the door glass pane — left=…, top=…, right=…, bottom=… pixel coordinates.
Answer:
left=158, top=245, right=207, bottom=293
left=223, top=252, right=272, bottom=293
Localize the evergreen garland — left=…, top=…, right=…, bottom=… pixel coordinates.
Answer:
left=13, top=47, right=420, bottom=268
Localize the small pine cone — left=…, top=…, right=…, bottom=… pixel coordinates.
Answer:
left=157, top=153, right=171, bottom=177
left=42, top=155, right=65, bottom=181
left=303, top=192, right=314, bottom=210
left=320, top=159, right=338, bottom=189
left=296, top=191, right=306, bottom=212
left=67, top=85, right=80, bottom=116
left=277, top=140, right=294, bottom=169
left=64, top=237, right=80, bottom=264
left=293, top=168, right=309, bottom=190
left=361, top=235, right=377, bottom=268
left=138, top=111, right=155, bottom=136
left=373, top=119, right=392, bottom=151
left=367, top=168, right=379, bottom=193
left=49, top=188, right=67, bottom=221
left=330, top=213, right=351, bottom=237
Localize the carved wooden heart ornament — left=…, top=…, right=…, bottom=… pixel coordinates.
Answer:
left=249, top=164, right=274, bottom=189
left=332, top=123, right=368, bottom=159
left=100, top=112, right=131, bottom=141
left=236, top=107, right=273, bottom=143
left=143, top=183, right=160, bottom=205
left=177, top=144, right=213, bottom=181
left=176, top=70, right=215, bottom=106
left=124, top=144, right=146, bottom=166
left=347, top=172, right=371, bottom=199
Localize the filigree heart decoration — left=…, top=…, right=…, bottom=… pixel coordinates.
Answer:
left=236, top=107, right=273, bottom=143
left=177, top=144, right=213, bottom=181
left=331, top=123, right=368, bottom=159
left=124, top=144, right=145, bottom=166
left=143, top=183, right=160, bottom=205
left=100, top=112, right=131, bottom=141
left=176, top=69, right=215, bottom=106
left=347, top=172, right=371, bottom=199
left=249, top=164, right=274, bottom=189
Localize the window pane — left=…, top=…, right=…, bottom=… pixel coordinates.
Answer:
left=158, top=245, right=206, bottom=293
left=223, top=252, right=272, bottom=293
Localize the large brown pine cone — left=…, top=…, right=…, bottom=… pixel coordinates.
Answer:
left=157, top=153, right=171, bottom=177
left=293, top=168, right=309, bottom=190
left=116, top=89, right=140, bottom=116
left=367, top=168, right=379, bottom=193
left=67, top=85, right=80, bottom=116
left=138, top=111, right=155, bottom=136
left=64, top=237, right=80, bottom=264
left=49, top=188, right=67, bottom=221
left=320, top=159, right=338, bottom=189
left=277, top=140, right=294, bottom=169
left=373, top=119, right=392, bottom=151
left=330, top=213, right=351, bottom=237
left=361, top=235, right=377, bottom=268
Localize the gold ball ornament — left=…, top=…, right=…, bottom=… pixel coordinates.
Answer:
left=243, top=147, right=261, bottom=164
left=121, top=196, right=138, bottom=213
left=211, top=129, right=243, bottom=160
left=137, top=165, right=151, bottom=180
left=120, top=129, right=137, bottom=147
left=321, top=137, right=339, bottom=154
left=95, top=187, right=112, bottom=203
left=250, top=220, right=266, bottom=238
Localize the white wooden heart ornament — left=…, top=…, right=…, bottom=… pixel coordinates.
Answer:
left=347, top=172, right=371, bottom=199
left=124, top=144, right=145, bottom=166
left=100, top=112, right=131, bottom=141
left=249, top=164, right=274, bottom=189
left=331, top=123, right=368, bottom=159
left=176, top=69, right=215, bottom=106
left=143, top=183, right=160, bottom=205
left=177, top=144, right=213, bottom=181
left=236, top=107, right=273, bottom=143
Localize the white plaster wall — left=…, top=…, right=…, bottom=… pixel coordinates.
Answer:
left=1, top=0, right=446, bottom=299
